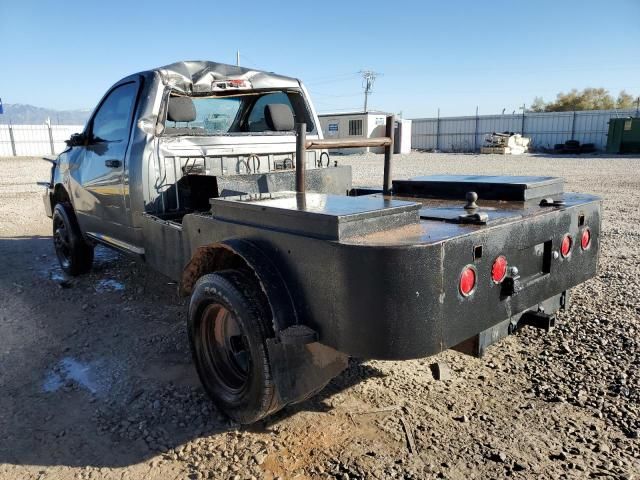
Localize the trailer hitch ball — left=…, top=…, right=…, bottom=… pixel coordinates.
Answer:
left=464, top=191, right=479, bottom=210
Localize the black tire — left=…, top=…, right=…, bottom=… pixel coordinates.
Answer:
left=580, top=143, right=596, bottom=153
left=188, top=270, right=277, bottom=424
left=52, top=203, right=94, bottom=276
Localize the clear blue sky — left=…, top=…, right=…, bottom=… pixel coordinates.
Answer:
left=1, top=0, right=639, bottom=118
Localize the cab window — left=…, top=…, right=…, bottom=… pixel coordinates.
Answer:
left=247, top=92, right=291, bottom=131
left=162, top=90, right=315, bottom=135
left=246, top=92, right=315, bottom=133
left=91, top=82, right=138, bottom=142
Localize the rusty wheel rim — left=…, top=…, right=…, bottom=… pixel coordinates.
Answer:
left=200, top=303, right=250, bottom=395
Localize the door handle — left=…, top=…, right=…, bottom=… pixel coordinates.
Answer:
left=105, top=159, right=121, bottom=168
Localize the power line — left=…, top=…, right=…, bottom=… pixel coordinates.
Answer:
left=305, top=72, right=361, bottom=86
left=307, top=90, right=362, bottom=98
left=317, top=107, right=365, bottom=114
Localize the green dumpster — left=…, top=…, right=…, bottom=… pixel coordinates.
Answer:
left=606, top=117, right=640, bottom=153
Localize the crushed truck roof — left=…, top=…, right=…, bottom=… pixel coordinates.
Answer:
left=146, top=60, right=301, bottom=94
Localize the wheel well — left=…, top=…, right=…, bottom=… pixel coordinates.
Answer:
left=179, top=244, right=256, bottom=297
left=52, top=184, right=71, bottom=206
left=179, top=241, right=298, bottom=334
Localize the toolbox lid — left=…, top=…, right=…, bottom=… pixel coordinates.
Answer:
left=393, top=175, right=564, bottom=201
left=210, top=192, right=421, bottom=240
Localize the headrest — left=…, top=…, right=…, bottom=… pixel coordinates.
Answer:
left=167, top=96, right=196, bottom=122
left=264, top=104, right=294, bottom=131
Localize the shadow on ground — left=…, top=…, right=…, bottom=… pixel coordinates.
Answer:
left=0, top=236, right=384, bottom=469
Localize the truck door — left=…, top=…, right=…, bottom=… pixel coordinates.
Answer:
left=70, top=80, right=139, bottom=243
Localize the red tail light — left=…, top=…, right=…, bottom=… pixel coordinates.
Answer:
left=459, top=266, right=476, bottom=296
left=581, top=229, right=591, bottom=250
left=491, top=256, right=508, bottom=283
left=560, top=235, right=572, bottom=257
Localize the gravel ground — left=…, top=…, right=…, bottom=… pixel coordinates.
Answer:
left=0, top=152, right=638, bottom=480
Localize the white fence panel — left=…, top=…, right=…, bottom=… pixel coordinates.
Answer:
left=411, top=109, right=637, bottom=152
left=0, top=124, right=84, bottom=157
left=523, top=112, right=573, bottom=149
left=12, top=125, right=50, bottom=156
left=411, top=118, right=438, bottom=150
left=0, top=126, right=12, bottom=156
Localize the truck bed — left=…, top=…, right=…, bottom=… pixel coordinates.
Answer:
left=142, top=173, right=600, bottom=360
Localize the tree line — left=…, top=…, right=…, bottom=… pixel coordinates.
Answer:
left=530, top=88, right=638, bottom=112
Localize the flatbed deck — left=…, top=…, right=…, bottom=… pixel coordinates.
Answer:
left=204, top=188, right=599, bottom=247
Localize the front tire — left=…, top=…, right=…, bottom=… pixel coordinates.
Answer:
left=188, top=270, right=277, bottom=424
left=52, top=203, right=94, bottom=276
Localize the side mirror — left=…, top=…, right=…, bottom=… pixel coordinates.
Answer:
left=65, top=132, right=86, bottom=147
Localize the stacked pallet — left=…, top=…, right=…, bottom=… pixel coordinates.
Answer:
left=481, top=132, right=531, bottom=155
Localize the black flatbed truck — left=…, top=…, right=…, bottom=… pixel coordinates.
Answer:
left=43, top=61, right=601, bottom=423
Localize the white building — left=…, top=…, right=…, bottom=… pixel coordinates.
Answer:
left=318, top=111, right=412, bottom=154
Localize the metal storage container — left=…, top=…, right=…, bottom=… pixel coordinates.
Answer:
left=606, top=117, right=640, bottom=153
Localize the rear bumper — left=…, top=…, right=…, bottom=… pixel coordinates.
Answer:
left=452, top=292, right=566, bottom=358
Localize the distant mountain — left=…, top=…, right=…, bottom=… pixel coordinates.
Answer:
left=0, top=103, right=91, bottom=125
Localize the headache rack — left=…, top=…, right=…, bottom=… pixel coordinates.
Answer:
left=295, top=115, right=396, bottom=195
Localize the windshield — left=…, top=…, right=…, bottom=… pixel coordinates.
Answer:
left=162, top=90, right=315, bottom=136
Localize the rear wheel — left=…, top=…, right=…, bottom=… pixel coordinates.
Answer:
left=188, top=270, right=277, bottom=424
left=52, top=203, right=94, bottom=276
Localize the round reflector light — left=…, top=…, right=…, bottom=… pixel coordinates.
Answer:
left=581, top=229, right=591, bottom=250
left=491, top=256, right=508, bottom=283
left=459, top=266, right=476, bottom=296
left=560, top=235, right=572, bottom=257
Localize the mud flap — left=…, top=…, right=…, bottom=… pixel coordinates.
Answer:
left=266, top=340, right=349, bottom=410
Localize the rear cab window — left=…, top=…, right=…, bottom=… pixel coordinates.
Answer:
left=162, top=90, right=315, bottom=136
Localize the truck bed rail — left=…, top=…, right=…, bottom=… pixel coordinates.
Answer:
left=304, top=137, right=393, bottom=149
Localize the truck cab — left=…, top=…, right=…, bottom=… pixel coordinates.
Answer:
left=47, top=62, right=329, bottom=256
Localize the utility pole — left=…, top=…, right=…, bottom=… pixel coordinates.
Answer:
left=360, top=70, right=379, bottom=112
left=236, top=50, right=240, bottom=66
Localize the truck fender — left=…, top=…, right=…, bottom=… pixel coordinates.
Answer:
left=52, top=183, right=71, bottom=205
left=43, top=183, right=71, bottom=218
left=180, top=239, right=348, bottom=406
left=180, top=238, right=299, bottom=334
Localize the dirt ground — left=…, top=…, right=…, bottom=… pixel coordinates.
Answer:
left=0, top=152, right=638, bottom=480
